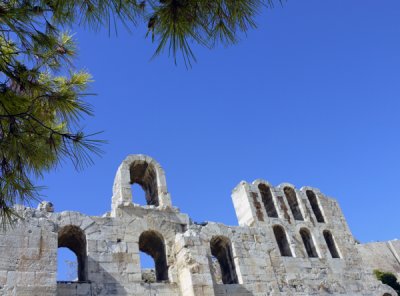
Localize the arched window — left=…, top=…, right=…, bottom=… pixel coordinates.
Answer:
left=273, top=225, right=292, bottom=257
left=112, top=155, right=172, bottom=212
left=58, top=225, right=87, bottom=282
left=139, top=230, right=168, bottom=282
left=210, top=236, right=238, bottom=284
left=284, top=187, right=304, bottom=221
left=140, top=251, right=156, bottom=283
left=306, top=190, right=325, bottom=223
left=323, top=230, right=340, bottom=258
left=130, top=161, right=159, bottom=206
left=131, top=183, right=148, bottom=205
left=258, top=184, right=278, bottom=218
left=299, top=228, right=318, bottom=258
left=57, top=248, right=78, bottom=281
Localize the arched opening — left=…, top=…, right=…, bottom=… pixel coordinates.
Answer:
left=210, top=236, right=238, bottom=284
left=130, top=161, right=159, bottom=206
left=258, top=184, right=278, bottom=218
left=284, top=187, right=303, bottom=221
left=131, top=183, right=148, bottom=205
left=139, top=230, right=168, bottom=282
left=58, top=225, right=87, bottom=282
left=299, top=228, right=318, bottom=258
left=210, top=254, right=223, bottom=284
left=323, top=230, right=340, bottom=258
left=273, top=225, right=292, bottom=257
left=57, top=248, right=78, bottom=281
left=306, top=190, right=325, bottom=223
left=140, top=251, right=156, bottom=283
left=383, top=294, right=392, bottom=296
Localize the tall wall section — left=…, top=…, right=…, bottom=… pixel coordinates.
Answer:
left=0, top=154, right=396, bottom=296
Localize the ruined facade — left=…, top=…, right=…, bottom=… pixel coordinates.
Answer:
left=0, top=154, right=398, bottom=296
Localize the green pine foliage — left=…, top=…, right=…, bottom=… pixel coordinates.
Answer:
left=148, top=0, right=274, bottom=66
left=0, top=1, right=103, bottom=224
left=0, top=0, right=281, bottom=225
left=374, top=270, right=400, bottom=295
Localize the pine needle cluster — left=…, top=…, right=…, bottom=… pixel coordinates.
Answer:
left=0, top=0, right=106, bottom=225
left=146, top=0, right=281, bottom=66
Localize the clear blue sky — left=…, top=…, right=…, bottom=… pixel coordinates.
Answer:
left=45, top=1, right=400, bottom=271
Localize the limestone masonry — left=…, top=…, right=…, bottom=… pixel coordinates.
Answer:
left=0, top=154, right=398, bottom=295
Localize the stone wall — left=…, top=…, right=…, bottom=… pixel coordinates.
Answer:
left=0, top=154, right=396, bottom=296
left=358, top=240, right=400, bottom=279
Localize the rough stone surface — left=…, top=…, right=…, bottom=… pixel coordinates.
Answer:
left=0, top=154, right=397, bottom=295
left=357, top=240, right=400, bottom=279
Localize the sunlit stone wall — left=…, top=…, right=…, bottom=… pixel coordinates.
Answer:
left=0, top=155, right=396, bottom=296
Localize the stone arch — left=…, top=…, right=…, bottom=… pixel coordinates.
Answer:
left=323, top=230, right=341, bottom=258
left=306, top=190, right=325, bottom=223
left=299, top=228, right=318, bottom=258
left=112, top=155, right=172, bottom=212
left=58, top=225, right=88, bottom=282
left=139, top=230, right=169, bottom=282
left=273, top=225, right=293, bottom=257
left=258, top=183, right=278, bottom=218
left=283, top=186, right=304, bottom=221
left=210, top=236, right=238, bottom=284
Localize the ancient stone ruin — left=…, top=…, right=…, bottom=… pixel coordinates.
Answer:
left=0, top=154, right=398, bottom=295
